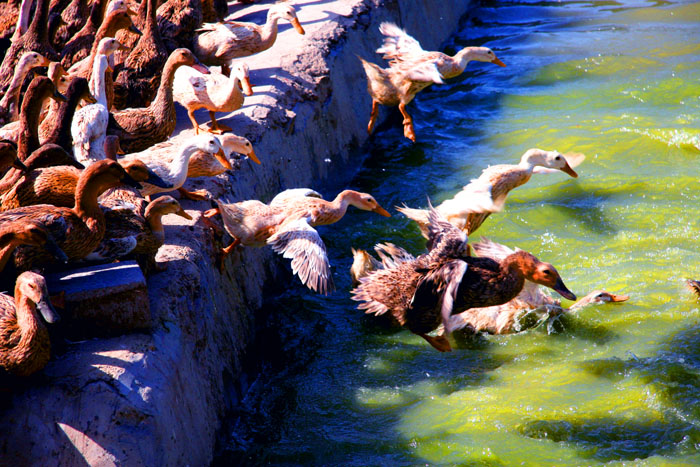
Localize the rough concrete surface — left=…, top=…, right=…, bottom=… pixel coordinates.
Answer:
left=0, top=1, right=471, bottom=465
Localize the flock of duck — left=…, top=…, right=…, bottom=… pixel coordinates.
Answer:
left=0, top=0, right=638, bottom=381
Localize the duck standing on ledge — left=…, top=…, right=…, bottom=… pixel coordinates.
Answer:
left=352, top=208, right=575, bottom=352
left=205, top=188, right=391, bottom=294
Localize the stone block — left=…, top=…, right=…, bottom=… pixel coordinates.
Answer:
left=46, top=261, right=151, bottom=337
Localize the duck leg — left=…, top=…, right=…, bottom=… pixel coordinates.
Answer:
left=187, top=108, right=204, bottom=135
left=398, top=102, right=416, bottom=142
left=367, top=100, right=379, bottom=134
left=208, top=111, right=232, bottom=134
left=418, top=333, right=452, bottom=352
left=217, top=238, right=240, bottom=272
left=178, top=187, right=210, bottom=201
left=200, top=208, right=223, bottom=236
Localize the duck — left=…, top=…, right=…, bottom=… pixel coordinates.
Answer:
left=0, top=52, right=51, bottom=125
left=0, top=220, right=68, bottom=273
left=173, top=61, right=253, bottom=134
left=107, top=48, right=210, bottom=153
left=1, top=155, right=169, bottom=211
left=376, top=22, right=506, bottom=80
left=157, top=0, right=203, bottom=53
left=358, top=55, right=444, bottom=142
left=193, top=3, right=305, bottom=72
left=61, top=5, right=140, bottom=69
left=351, top=207, right=576, bottom=352
left=51, top=0, right=89, bottom=50
left=185, top=133, right=259, bottom=178
left=38, top=76, right=96, bottom=152
left=0, top=139, right=25, bottom=174
left=0, top=159, right=141, bottom=271
left=0, top=0, right=59, bottom=92
left=121, top=134, right=225, bottom=200
left=349, top=242, right=414, bottom=287
left=0, top=144, right=82, bottom=200
left=0, top=76, right=66, bottom=161
left=86, top=195, right=191, bottom=273
left=442, top=238, right=629, bottom=334
left=205, top=188, right=391, bottom=293
left=112, top=0, right=168, bottom=109
left=71, top=39, right=126, bottom=166
left=0, top=271, right=60, bottom=377
left=398, top=149, right=585, bottom=237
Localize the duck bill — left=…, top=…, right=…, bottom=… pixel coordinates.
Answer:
left=52, top=89, right=67, bottom=102
left=247, top=148, right=260, bottom=165
left=12, top=158, right=28, bottom=172
left=192, top=56, right=210, bottom=75
left=291, top=18, right=305, bottom=35
left=45, top=235, right=69, bottom=263
left=118, top=42, right=130, bottom=52
left=491, top=57, right=506, bottom=67
left=129, top=24, right=142, bottom=35
left=84, top=93, right=97, bottom=104
left=176, top=208, right=192, bottom=220
left=559, top=161, right=578, bottom=178
left=146, top=169, right=173, bottom=189
left=36, top=297, right=61, bottom=324
left=373, top=205, right=391, bottom=217
left=241, top=76, right=254, bottom=96
left=214, top=148, right=233, bottom=170
left=126, top=6, right=137, bottom=16
left=553, top=278, right=576, bottom=301
left=115, top=140, right=125, bottom=155
left=609, top=293, right=630, bottom=302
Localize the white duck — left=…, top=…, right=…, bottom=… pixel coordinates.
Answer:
left=71, top=38, right=125, bottom=166
left=398, top=149, right=585, bottom=237
left=173, top=62, right=253, bottom=134
left=0, top=52, right=51, bottom=124
left=122, top=134, right=225, bottom=200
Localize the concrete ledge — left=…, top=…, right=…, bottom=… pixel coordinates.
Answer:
left=0, top=1, right=473, bottom=464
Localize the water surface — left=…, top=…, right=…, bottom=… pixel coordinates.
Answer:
left=219, top=0, right=700, bottom=464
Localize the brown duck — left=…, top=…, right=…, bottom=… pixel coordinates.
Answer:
left=0, top=0, right=59, bottom=91
left=0, top=271, right=61, bottom=377
left=0, top=219, right=68, bottom=273
left=108, top=48, right=210, bottom=153
left=351, top=208, right=576, bottom=352
left=0, top=159, right=141, bottom=271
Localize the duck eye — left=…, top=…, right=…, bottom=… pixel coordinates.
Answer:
left=555, top=155, right=562, bottom=161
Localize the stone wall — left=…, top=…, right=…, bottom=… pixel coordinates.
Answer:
left=0, top=1, right=471, bottom=464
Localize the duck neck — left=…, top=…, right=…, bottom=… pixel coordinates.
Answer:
left=17, top=89, right=45, bottom=162
left=260, top=12, right=281, bottom=51
left=0, top=57, right=35, bottom=119
left=146, top=211, right=166, bottom=245
left=73, top=175, right=109, bottom=226
left=82, top=0, right=108, bottom=34
left=326, top=190, right=355, bottom=222
left=13, top=0, right=33, bottom=38
left=497, top=253, right=529, bottom=300
left=13, top=286, right=43, bottom=357
left=91, top=56, right=109, bottom=106
left=26, top=0, right=51, bottom=44
left=151, top=55, right=180, bottom=121
left=48, top=85, right=85, bottom=153
left=168, top=145, right=197, bottom=186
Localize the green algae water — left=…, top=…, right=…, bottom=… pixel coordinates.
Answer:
left=219, top=1, right=700, bottom=464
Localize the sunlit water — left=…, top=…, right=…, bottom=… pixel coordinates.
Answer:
left=218, top=1, right=700, bottom=464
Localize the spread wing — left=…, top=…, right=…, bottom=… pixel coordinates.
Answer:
left=425, top=203, right=468, bottom=253
left=438, top=175, right=506, bottom=219
left=267, top=217, right=334, bottom=295
left=377, top=22, right=426, bottom=62
left=374, top=242, right=414, bottom=268
left=403, top=61, right=443, bottom=84
left=223, top=22, right=257, bottom=41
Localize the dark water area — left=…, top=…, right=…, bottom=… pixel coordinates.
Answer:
left=216, top=0, right=700, bottom=464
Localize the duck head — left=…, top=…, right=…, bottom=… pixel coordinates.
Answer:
left=231, top=62, right=254, bottom=96
left=221, top=134, right=259, bottom=165
left=16, top=271, right=61, bottom=324
left=107, top=0, right=137, bottom=17
left=515, top=251, right=576, bottom=300
left=1, top=221, right=68, bottom=263
left=341, top=190, right=391, bottom=217
left=0, top=140, right=26, bottom=172
left=172, top=48, right=209, bottom=75
left=522, top=148, right=578, bottom=178
left=270, top=4, right=305, bottom=35
left=119, top=159, right=172, bottom=189
left=88, top=159, right=142, bottom=191
left=145, top=195, right=192, bottom=221
left=97, top=37, right=130, bottom=57
left=577, top=290, right=629, bottom=306
left=194, top=134, right=231, bottom=170
left=20, top=52, right=51, bottom=71
left=455, top=46, right=506, bottom=68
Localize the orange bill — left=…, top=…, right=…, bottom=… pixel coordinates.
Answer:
left=215, top=148, right=233, bottom=170
left=291, top=17, right=305, bottom=35
left=491, top=57, right=506, bottom=67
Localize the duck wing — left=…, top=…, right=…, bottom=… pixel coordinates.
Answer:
left=425, top=204, right=468, bottom=253
left=267, top=217, right=334, bottom=295
left=269, top=188, right=323, bottom=208
left=411, top=259, right=468, bottom=334
left=377, top=22, right=426, bottom=63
